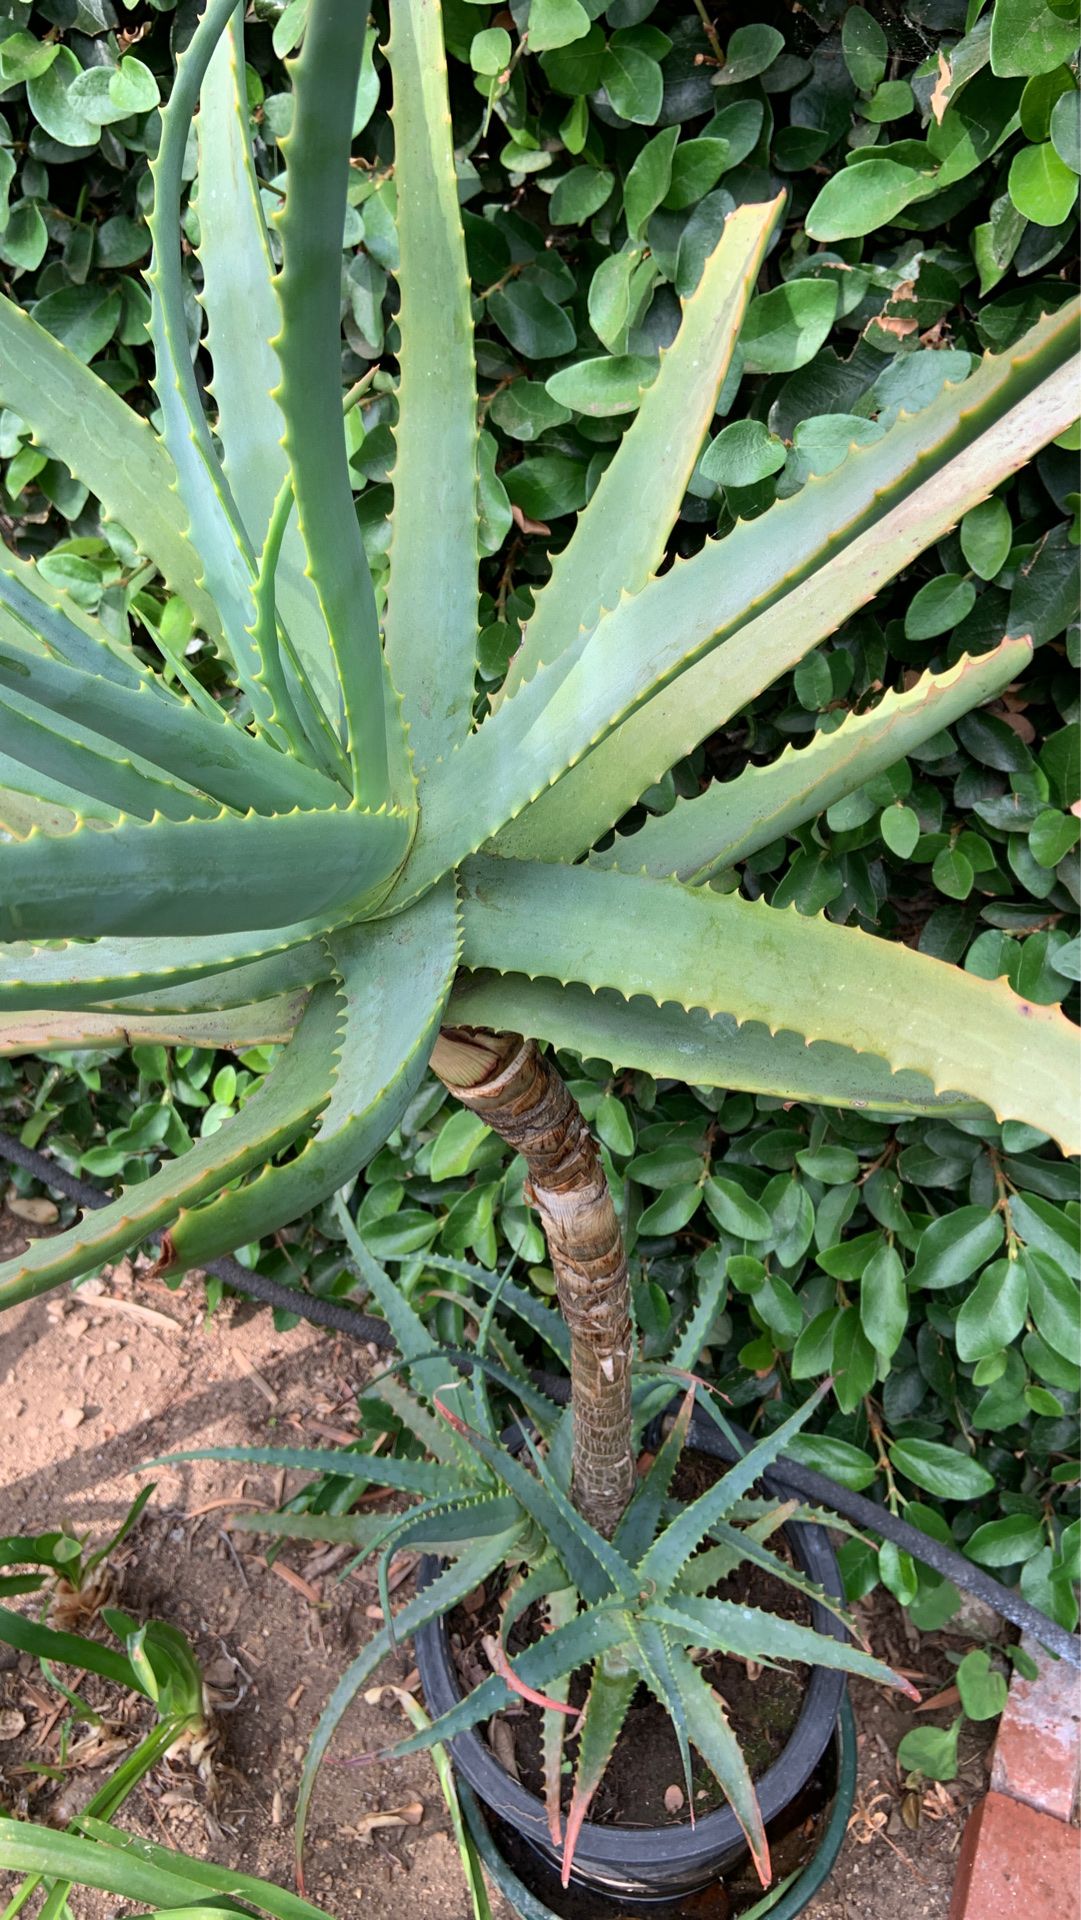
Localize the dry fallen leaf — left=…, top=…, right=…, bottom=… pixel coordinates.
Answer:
left=510, top=502, right=550, bottom=536
left=7, top=1197, right=59, bottom=1225
left=915, top=1683, right=960, bottom=1714
left=930, top=50, right=952, bottom=125
left=352, top=1801, right=424, bottom=1841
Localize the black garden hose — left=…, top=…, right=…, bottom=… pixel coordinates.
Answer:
left=3, top=1125, right=1079, bottom=1669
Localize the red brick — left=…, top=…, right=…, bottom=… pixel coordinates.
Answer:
left=991, top=1634, right=1081, bottom=1822
left=949, top=1792, right=1080, bottom=1920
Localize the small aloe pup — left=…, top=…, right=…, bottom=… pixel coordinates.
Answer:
left=159, top=1206, right=920, bottom=1890
left=0, top=6, right=1077, bottom=1555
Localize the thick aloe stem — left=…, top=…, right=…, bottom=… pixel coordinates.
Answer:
left=431, top=1027, right=634, bottom=1536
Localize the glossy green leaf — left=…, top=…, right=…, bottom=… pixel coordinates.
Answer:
left=623, top=125, right=678, bottom=237
left=842, top=8, right=888, bottom=92
left=1050, top=88, right=1081, bottom=170
left=859, top=1242, right=908, bottom=1362
left=714, top=24, right=785, bottom=87
left=1024, top=1247, right=1081, bottom=1360
left=1008, top=140, right=1079, bottom=221
left=955, top=1257, right=1029, bottom=1360
left=545, top=354, right=657, bottom=416
left=905, top=574, right=977, bottom=640
left=991, top=0, right=1080, bottom=78
left=739, top=280, right=839, bottom=375
left=909, top=1206, right=1005, bottom=1290
left=965, top=1513, right=1046, bottom=1566
left=956, top=1647, right=1008, bottom=1720
left=701, top=419, right=787, bottom=488
left=960, top=497, right=1014, bottom=578
left=889, top=1439, right=995, bottom=1500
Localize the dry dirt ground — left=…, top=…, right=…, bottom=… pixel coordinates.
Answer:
left=0, top=1201, right=994, bottom=1920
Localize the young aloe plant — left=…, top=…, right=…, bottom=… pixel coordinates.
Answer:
left=156, top=1208, right=917, bottom=1890
left=0, top=0, right=1077, bottom=1543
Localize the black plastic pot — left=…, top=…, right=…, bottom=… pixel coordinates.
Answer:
left=414, top=1408, right=849, bottom=1903
left=456, top=1690, right=859, bottom=1920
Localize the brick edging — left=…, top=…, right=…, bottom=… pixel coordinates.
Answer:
left=949, top=1635, right=1080, bottom=1920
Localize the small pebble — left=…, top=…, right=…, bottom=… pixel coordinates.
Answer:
left=59, top=1405, right=85, bottom=1430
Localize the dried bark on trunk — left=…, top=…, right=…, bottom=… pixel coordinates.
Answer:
left=431, top=1025, right=634, bottom=1537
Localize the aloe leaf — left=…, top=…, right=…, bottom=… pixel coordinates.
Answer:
left=625, top=1616, right=695, bottom=1820
left=0, top=922, right=334, bottom=1015
left=1, top=780, right=115, bottom=840
left=163, top=881, right=459, bottom=1269
left=638, top=1385, right=831, bottom=1588
left=0, top=684, right=217, bottom=824
left=458, top=857, right=1079, bottom=1152
left=383, top=0, right=480, bottom=777
left=665, top=1644, right=771, bottom=1886
left=0, top=303, right=219, bottom=641
left=410, top=1253, right=572, bottom=1366
left=0, top=1607, right=151, bottom=1696
left=562, top=1664, right=638, bottom=1885
left=614, top=1385, right=694, bottom=1568
left=670, top=1260, right=728, bottom=1373
left=677, top=1519, right=856, bottom=1637
left=332, top=1196, right=451, bottom=1406
left=197, top=10, right=340, bottom=736
left=0, top=550, right=148, bottom=690
left=449, top=970, right=990, bottom=1122
left=500, top=198, right=782, bottom=705
left=0, top=981, right=338, bottom=1310
left=228, top=1496, right=516, bottom=1556
left=295, top=1527, right=523, bottom=1870
left=146, top=0, right=280, bottom=729
left=0, top=804, right=408, bottom=942
left=0, top=626, right=342, bottom=818
left=0, top=992, right=307, bottom=1058
left=489, top=300, right=1079, bottom=869
left=539, top=1583, right=578, bottom=1847
left=520, top=1428, right=639, bottom=1602
left=145, top=1443, right=452, bottom=1502
left=433, top=1402, right=624, bottom=1605
left=364, top=1371, right=466, bottom=1470
left=647, top=1594, right=910, bottom=1693
left=388, top=1602, right=629, bottom=1760
left=386, top=1495, right=525, bottom=1552
left=597, top=638, right=1033, bottom=882
left=91, top=942, right=331, bottom=1017
left=273, top=0, right=400, bottom=808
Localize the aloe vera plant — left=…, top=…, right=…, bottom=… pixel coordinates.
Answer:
left=0, top=0, right=1077, bottom=1543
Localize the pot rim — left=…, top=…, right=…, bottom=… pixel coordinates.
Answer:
left=414, top=1407, right=848, bottom=1884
